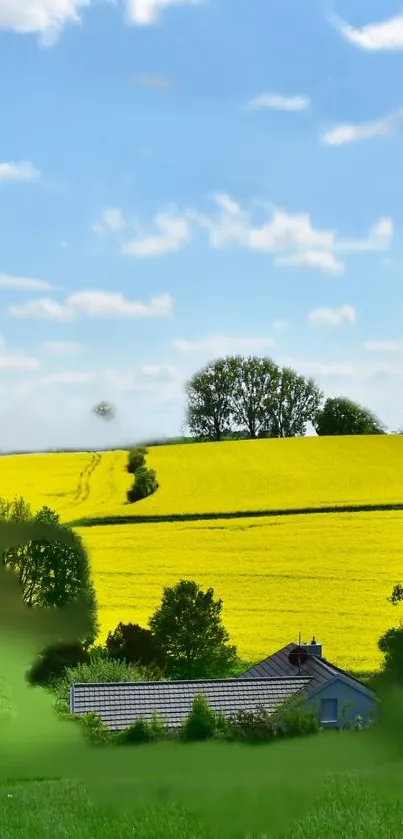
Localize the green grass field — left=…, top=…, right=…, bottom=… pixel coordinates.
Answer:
left=1, top=733, right=403, bottom=838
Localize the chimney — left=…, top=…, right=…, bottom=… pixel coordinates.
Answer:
left=301, top=636, right=322, bottom=658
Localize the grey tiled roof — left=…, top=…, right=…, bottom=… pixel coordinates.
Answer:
left=71, top=676, right=312, bottom=731
left=237, top=643, right=375, bottom=697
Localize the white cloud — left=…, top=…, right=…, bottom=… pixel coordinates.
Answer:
left=332, top=11, right=403, bottom=51
left=40, top=340, right=84, bottom=355
left=122, top=212, right=190, bottom=257
left=274, top=251, right=344, bottom=274
left=321, top=109, right=403, bottom=146
left=125, top=0, right=201, bottom=26
left=335, top=218, right=393, bottom=253
left=171, top=335, right=275, bottom=355
left=0, top=273, right=53, bottom=291
left=282, top=357, right=403, bottom=380
left=0, top=0, right=90, bottom=45
left=365, top=340, right=403, bottom=352
left=248, top=93, right=310, bottom=112
left=9, top=290, right=173, bottom=320
left=93, top=207, right=126, bottom=236
left=191, top=194, right=393, bottom=272
left=0, top=353, right=39, bottom=371
left=0, top=161, right=41, bottom=182
left=192, top=195, right=337, bottom=255
left=308, top=305, right=356, bottom=326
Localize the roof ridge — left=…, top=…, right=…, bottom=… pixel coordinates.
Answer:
left=72, top=675, right=313, bottom=688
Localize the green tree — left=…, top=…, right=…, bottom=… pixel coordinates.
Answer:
left=314, top=396, right=386, bottom=436
left=105, top=621, right=166, bottom=671
left=378, top=625, right=403, bottom=684
left=263, top=367, right=323, bottom=438
left=127, top=466, right=159, bottom=503
left=185, top=357, right=237, bottom=441
left=148, top=579, right=238, bottom=679
left=230, top=355, right=281, bottom=439
left=1, top=500, right=98, bottom=645
left=126, top=447, right=148, bottom=474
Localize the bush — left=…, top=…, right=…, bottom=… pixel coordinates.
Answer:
left=149, top=709, right=167, bottom=739
left=26, top=642, right=90, bottom=687
left=51, top=649, right=156, bottom=713
left=116, top=717, right=154, bottom=744
left=274, top=698, right=320, bottom=739
left=126, top=447, right=148, bottom=474
left=228, top=706, right=276, bottom=744
left=79, top=712, right=112, bottom=745
left=180, top=694, right=217, bottom=741
left=127, top=467, right=159, bottom=504
left=105, top=622, right=166, bottom=672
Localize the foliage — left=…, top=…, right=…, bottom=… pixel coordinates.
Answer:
left=378, top=624, right=403, bottom=683
left=105, top=622, right=166, bottom=672
left=185, top=357, right=237, bottom=441
left=52, top=649, right=155, bottom=713
left=26, top=641, right=90, bottom=687
left=126, top=447, right=148, bottom=474
left=79, top=712, right=112, bottom=745
left=274, top=697, right=320, bottom=738
left=127, top=466, right=159, bottom=503
left=185, top=356, right=323, bottom=441
left=0, top=498, right=98, bottom=644
left=227, top=706, right=276, bottom=743
left=262, top=366, right=323, bottom=438
left=314, top=397, right=386, bottom=437
left=230, top=355, right=281, bottom=439
left=180, top=694, right=218, bottom=741
left=148, top=579, right=238, bottom=679
left=116, top=717, right=155, bottom=744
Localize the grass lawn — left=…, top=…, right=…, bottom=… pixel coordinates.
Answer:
left=1, top=732, right=403, bottom=838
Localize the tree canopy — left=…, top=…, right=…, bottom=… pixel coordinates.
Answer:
left=185, top=355, right=324, bottom=440
left=148, top=579, right=238, bottom=679
left=105, top=621, right=166, bottom=671
left=314, top=397, right=386, bottom=436
left=0, top=497, right=98, bottom=645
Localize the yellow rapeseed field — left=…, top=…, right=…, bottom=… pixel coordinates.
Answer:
left=77, top=510, right=403, bottom=673
left=0, top=435, right=402, bottom=521
left=1, top=436, right=403, bottom=673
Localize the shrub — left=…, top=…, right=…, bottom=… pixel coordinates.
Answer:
left=51, top=650, right=155, bottom=714
left=105, top=622, right=166, bottom=672
left=149, top=709, right=167, bottom=739
left=228, top=706, right=276, bottom=744
left=116, top=717, right=154, bottom=744
left=354, top=714, right=364, bottom=731
left=181, top=694, right=217, bottom=741
left=127, top=467, right=159, bottom=504
left=126, top=447, right=148, bottom=474
left=26, top=642, right=90, bottom=687
left=275, top=698, right=320, bottom=739
left=79, top=712, right=112, bottom=745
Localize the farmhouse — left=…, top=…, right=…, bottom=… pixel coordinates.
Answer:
left=237, top=638, right=378, bottom=728
left=70, top=638, right=377, bottom=732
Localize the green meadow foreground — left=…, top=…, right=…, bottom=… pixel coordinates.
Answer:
left=1, top=734, right=403, bottom=838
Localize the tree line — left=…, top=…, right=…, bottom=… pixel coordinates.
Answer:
left=184, top=355, right=387, bottom=441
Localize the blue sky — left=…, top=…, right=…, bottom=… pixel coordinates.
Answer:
left=0, top=0, right=402, bottom=451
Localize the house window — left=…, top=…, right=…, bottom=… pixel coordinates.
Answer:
left=320, top=698, right=338, bottom=723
